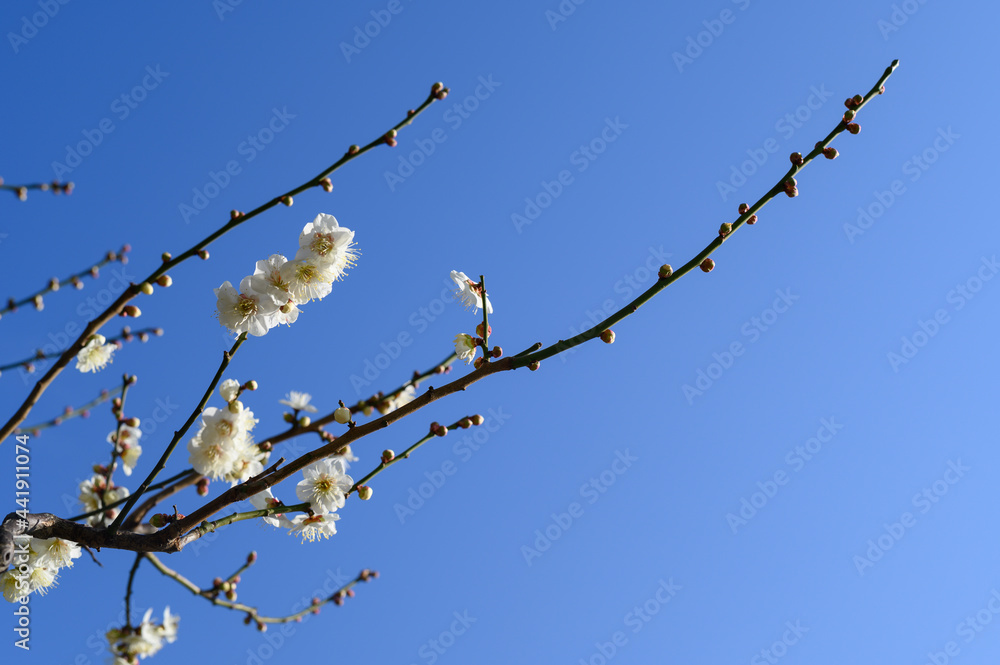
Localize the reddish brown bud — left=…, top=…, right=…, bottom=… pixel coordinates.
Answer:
left=746, top=214, right=758, bottom=225
left=823, top=147, right=838, bottom=160
left=491, top=346, right=502, bottom=358
left=658, top=264, right=673, bottom=279
left=471, top=414, right=484, bottom=426
left=719, top=222, right=732, bottom=238
left=846, top=123, right=860, bottom=135
left=790, top=152, right=804, bottom=166
left=700, top=258, right=715, bottom=273
left=738, top=203, right=749, bottom=214
left=198, top=249, right=210, bottom=260
left=600, top=329, right=615, bottom=344
left=528, top=361, right=540, bottom=371
left=230, top=210, right=243, bottom=220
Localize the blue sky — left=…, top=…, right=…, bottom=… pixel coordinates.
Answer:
left=2, top=1, right=999, bottom=663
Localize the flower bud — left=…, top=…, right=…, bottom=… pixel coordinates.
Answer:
left=437, top=425, right=449, bottom=436
left=162, top=252, right=173, bottom=262
left=298, top=416, right=311, bottom=428
left=746, top=214, right=758, bottom=225
left=474, top=357, right=485, bottom=369
left=198, top=249, right=210, bottom=260
left=358, top=485, right=373, bottom=500
left=846, top=123, right=860, bottom=135
left=823, top=147, right=838, bottom=159
left=719, top=222, right=732, bottom=238
left=247, top=551, right=257, bottom=564
left=528, top=360, right=540, bottom=371
left=843, top=109, right=856, bottom=122
left=283, top=412, right=295, bottom=423
left=431, top=82, right=444, bottom=95
left=333, top=407, right=351, bottom=424
left=226, top=590, right=237, bottom=601
left=491, top=345, right=503, bottom=358
left=458, top=418, right=472, bottom=429
left=149, top=514, right=168, bottom=528
left=738, top=203, right=749, bottom=214
left=784, top=186, right=799, bottom=198
left=658, top=264, right=672, bottom=279
left=476, top=322, right=492, bottom=338
left=320, top=178, right=333, bottom=192
left=280, top=195, right=293, bottom=206
left=121, top=305, right=141, bottom=317
left=197, top=477, right=210, bottom=496
left=381, top=449, right=395, bottom=464
left=245, top=380, right=258, bottom=391
left=789, top=152, right=804, bottom=166
left=156, top=275, right=172, bottom=287
left=471, top=414, right=484, bottom=426
left=700, top=258, right=715, bottom=273
left=348, top=144, right=360, bottom=154
left=230, top=210, right=243, bottom=220
left=600, top=329, right=615, bottom=344
left=853, top=94, right=864, bottom=104
left=126, top=417, right=140, bottom=427
left=139, top=282, right=154, bottom=295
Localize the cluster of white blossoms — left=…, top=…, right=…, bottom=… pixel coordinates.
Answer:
left=0, top=536, right=81, bottom=602
left=215, top=214, right=358, bottom=337
left=106, top=606, right=179, bottom=662
left=75, top=333, right=116, bottom=373
left=109, top=423, right=142, bottom=476
left=249, top=435, right=354, bottom=544
left=79, top=474, right=131, bottom=527
left=187, top=379, right=267, bottom=484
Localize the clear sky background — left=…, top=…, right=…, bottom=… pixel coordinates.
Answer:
left=2, top=1, right=999, bottom=663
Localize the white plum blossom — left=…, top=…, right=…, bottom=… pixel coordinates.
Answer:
left=75, top=334, right=115, bottom=373
left=297, top=213, right=358, bottom=279
left=78, top=475, right=130, bottom=526
left=249, top=489, right=293, bottom=528
left=288, top=513, right=340, bottom=543
left=187, top=434, right=239, bottom=480
left=215, top=276, right=281, bottom=337
left=31, top=537, right=81, bottom=570
left=450, top=270, right=493, bottom=314
left=296, top=457, right=353, bottom=514
left=382, top=385, right=416, bottom=414
left=280, top=391, right=318, bottom=412
left=224, top=437, right=269, bottom=486
left=109, top=424, right=142, bottom=476
left=454, top=333, right=478, bottom=364
left=280, top=258, right=335, bottom=304
left=219, top=378, right=241, bottom=402
left=106, top=606, right=179, bottom=661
